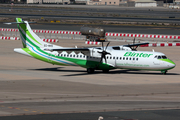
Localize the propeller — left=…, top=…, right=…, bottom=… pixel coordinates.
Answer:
left=97, top=42, right=111, bottom=64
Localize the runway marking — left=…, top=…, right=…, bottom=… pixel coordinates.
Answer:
left=1, top=105, right=44, bottom=114
left=8, top=107, right=20, bottom=110
left=15, top=108, right=20, bottom=110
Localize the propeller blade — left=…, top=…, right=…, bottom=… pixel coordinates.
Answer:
left=100, top=54, right=103, bottom=63
left=97, top=42, right=111, bottom=67
left=103, top=54, right=107, bottom=63
left=102, top=42, right=104, bottom=50
left=105, top=42, right=110, bottom=51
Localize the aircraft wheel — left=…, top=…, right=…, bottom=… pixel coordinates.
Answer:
left=161, top=70, right=167, bottom=75
left=87, top=68, right=94, bottom=74
left=102, top=70, right=109, bottom=73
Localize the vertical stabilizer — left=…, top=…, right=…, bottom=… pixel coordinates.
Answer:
left=16, top=18, right=49, bottom=48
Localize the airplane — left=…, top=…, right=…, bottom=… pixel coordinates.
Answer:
left=10, top=18, right=175, bottom=74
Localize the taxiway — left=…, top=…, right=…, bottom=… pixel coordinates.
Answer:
left=0, top=39, right=180, bottom=119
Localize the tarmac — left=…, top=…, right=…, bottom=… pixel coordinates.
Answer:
left=0, top=38, right=180, bottom=120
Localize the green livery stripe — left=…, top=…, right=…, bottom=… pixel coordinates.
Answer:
left=159, top=59, right=175, bottom=65
left=22, top=48, right=68, bottom=66
left=16, top=18, right=41, bottom=46
left=22, top=47, right=113, bottom=69
left=15, top=18, right=113, bottom=69
left=16, top=18, right=22, bottom=23
left=19, top=28, right=39, bottom=48
left=21, top=41, right=26, bottom=48
left=26, top=30, right=41, bottom=45
left=119, top=67, right=175, bottom=71
left=18, top=26, right=41, bottom=46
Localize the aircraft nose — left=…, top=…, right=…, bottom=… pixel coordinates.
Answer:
left=167, top=59, right=176, bottom=68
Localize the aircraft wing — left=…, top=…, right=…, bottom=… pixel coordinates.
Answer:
left=44, top=48, right=91, bottom=56
left=123, top=42, right=149, bottom=47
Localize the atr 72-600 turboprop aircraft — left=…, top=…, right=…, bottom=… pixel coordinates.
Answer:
left=11, top=18, right=175, bottom=74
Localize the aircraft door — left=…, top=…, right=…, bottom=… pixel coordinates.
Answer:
left=153, top=55, right=160, bottom=65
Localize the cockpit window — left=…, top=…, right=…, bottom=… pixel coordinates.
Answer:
left=157, top=56, right=161, bottom=59
left=155, top=55, right=167, bottom=59
left=162, top=56, right=167, bottom=59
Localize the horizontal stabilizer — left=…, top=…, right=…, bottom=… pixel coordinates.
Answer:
left=3, top=22, right=36, bottom=25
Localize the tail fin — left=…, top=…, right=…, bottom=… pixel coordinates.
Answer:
left=16, top=18, right=47, bottom=48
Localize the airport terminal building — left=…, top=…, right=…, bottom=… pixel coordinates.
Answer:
left=0, top=0, right=174, bottom=6
left=27, top=0, right=89, bottom=4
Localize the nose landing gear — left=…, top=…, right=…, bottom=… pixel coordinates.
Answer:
left=161, top=70, right=167, bottom=75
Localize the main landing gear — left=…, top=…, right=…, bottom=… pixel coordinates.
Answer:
left=87, top=68, right=95, bottom=74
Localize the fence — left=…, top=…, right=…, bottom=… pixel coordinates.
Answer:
left=1, top=28, right=180, bottom=42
